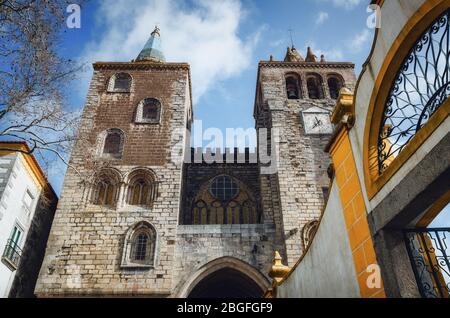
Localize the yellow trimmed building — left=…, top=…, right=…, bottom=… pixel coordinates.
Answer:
left=0, top=142, right=57, bottom=298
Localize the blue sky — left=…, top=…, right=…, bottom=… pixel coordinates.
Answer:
left=60, top=0, right=374, bottom=146
left=41, top=0, right=449, bottom=228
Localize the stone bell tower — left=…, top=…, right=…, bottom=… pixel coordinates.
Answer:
left=254, top=46, right=356, bottom=265
left=35, top=27, right=193, bottom=297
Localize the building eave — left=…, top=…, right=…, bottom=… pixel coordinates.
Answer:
left=258, top=61, right=355, bottom=69
left=93, top=61, right=190, bottom=71
left=0, top=141, right=57, bottom=197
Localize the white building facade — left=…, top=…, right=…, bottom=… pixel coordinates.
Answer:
left=0, top=142, right=56, bottom=297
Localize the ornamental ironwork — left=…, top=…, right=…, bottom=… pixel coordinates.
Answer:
left=404, top=228, right=450, bottom=298
left=2, top=239, right=22, bottom=269
left=378, top=9, right=450, bottom=173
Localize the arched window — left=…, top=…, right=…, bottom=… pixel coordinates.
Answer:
left=91, top=170, right=121, bottom=207
left=226, top=201, right=241, bottom=224
left=210, top=175, right=239, bottom=202
left=187, top=175, right=260, bottom=225
left=242, top=200, right=258, bottom=224
left=327, top=76, right=343, bottom=99
left=307, top=74, right=324, bottom=99
left=121, top=222, right=157, bottom=268
left=135, top=98, right=161, bottom=124
left=285, top=73, right=301, bottom=99
left=126, top=169, right=158, bottom=206
left=377, top=9, right=450, bottom=174
left=102, top=129, right=124, bottom=159
left=108, top=73, right=132, bottom=92
left=192, top=200, right=208, bottom=225
left=131, top=232, right=150, bottom=262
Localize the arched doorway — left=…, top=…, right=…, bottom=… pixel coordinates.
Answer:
left=188, top=268, right=264, bottom=298
left=178, top=257, right=270, bottom=298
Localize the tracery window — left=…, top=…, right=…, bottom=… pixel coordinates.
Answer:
left=91, top=170, right=121, bottom=207
left=210, top=175, right=239, bottom=201
left=378, top=9, right=450, bottom=173
left=126, top=169, right=158, bottom=206
left=187, top=175, right=260, bottom=225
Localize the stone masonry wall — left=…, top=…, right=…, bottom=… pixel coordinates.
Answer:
left=173, top=224, right=275, bottom=296
left=255, top=62, right=356, bottom=265
left=172, top=159, right=274, bottom=296
left=34, top=63, right=191, bottom=296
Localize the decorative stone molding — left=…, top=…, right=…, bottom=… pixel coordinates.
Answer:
left=330, top=87, right=355, bottom=129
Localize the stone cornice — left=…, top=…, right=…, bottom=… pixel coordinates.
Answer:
left=258, top=61, right=355, bottom=69
left=93, top=61, right=190, bottom=71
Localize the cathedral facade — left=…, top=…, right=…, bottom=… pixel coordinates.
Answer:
left=34, top=27, right=356, bottom=297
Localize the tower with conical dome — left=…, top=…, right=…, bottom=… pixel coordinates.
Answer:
left=136, top=26, right=166, bottom=62
left=35, top=27, right=194, bottom=297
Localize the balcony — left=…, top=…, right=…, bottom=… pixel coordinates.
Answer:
left=2, top=239, right=22, bottom=270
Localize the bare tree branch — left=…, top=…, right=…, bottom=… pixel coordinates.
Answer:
left=0, top=0, right=88, bottom=182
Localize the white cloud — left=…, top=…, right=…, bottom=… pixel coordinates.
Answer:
left=300, top=28, right=372, bottom=63
left=80, top=0, right=259, bottom=102
left=316, top=0, right=362, bottom=10
left=316, top=11, right=329, bottom=25
left=303, top=42, right=344, bottom=61
left=350, top=29, right=371, bottom=52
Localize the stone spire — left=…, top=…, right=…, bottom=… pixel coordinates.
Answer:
left=305, top=46, right=317, bottom=62
left=136, top=26, right=166, bottom=63
left=284, top=46, right=304, bottom=62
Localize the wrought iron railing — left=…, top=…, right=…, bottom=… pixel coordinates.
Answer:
left=2, top=239, right=22, bottom=269
left=378, top=9, right=450, bottom=173
left=404, top=228, right=450, bottom=298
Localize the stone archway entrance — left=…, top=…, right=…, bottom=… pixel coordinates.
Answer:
left=188, top=267, right=264, bottom=298
left=178, top=257, right=270, bottom=298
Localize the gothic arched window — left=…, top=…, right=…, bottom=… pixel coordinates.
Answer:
left=285, top=73, right=301, bottom=99
left=108, top=73, right=132, bottom=93
left=132, top=232, right=150, bottom=262
left=327, top=76, right=343, bottom=99
left=102, top=129, right=124, bottom=159
left=187, top=175, right=260, bottom=225
left=307, top=74, right=324, bottom=99
left=135, top=98, right=161, bottom=124
left=243, top=200, right=258, bottom=224
left=226, top=201, right=241, bottom=224
left=126, top=169, right=158, bottom=206
left=377, top=9, right=450, bottom=173
left=192, top=200, right=208, bottom=225
left=121, top=222, right=157, bottom=268
left=91, top=170, right=121, bottom=207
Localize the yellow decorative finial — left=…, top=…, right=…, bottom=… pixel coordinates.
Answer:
left=268, top=251, right=290, bottom=285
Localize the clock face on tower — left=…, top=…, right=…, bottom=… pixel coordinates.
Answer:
left=301, top=107, right=333, bottom=135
